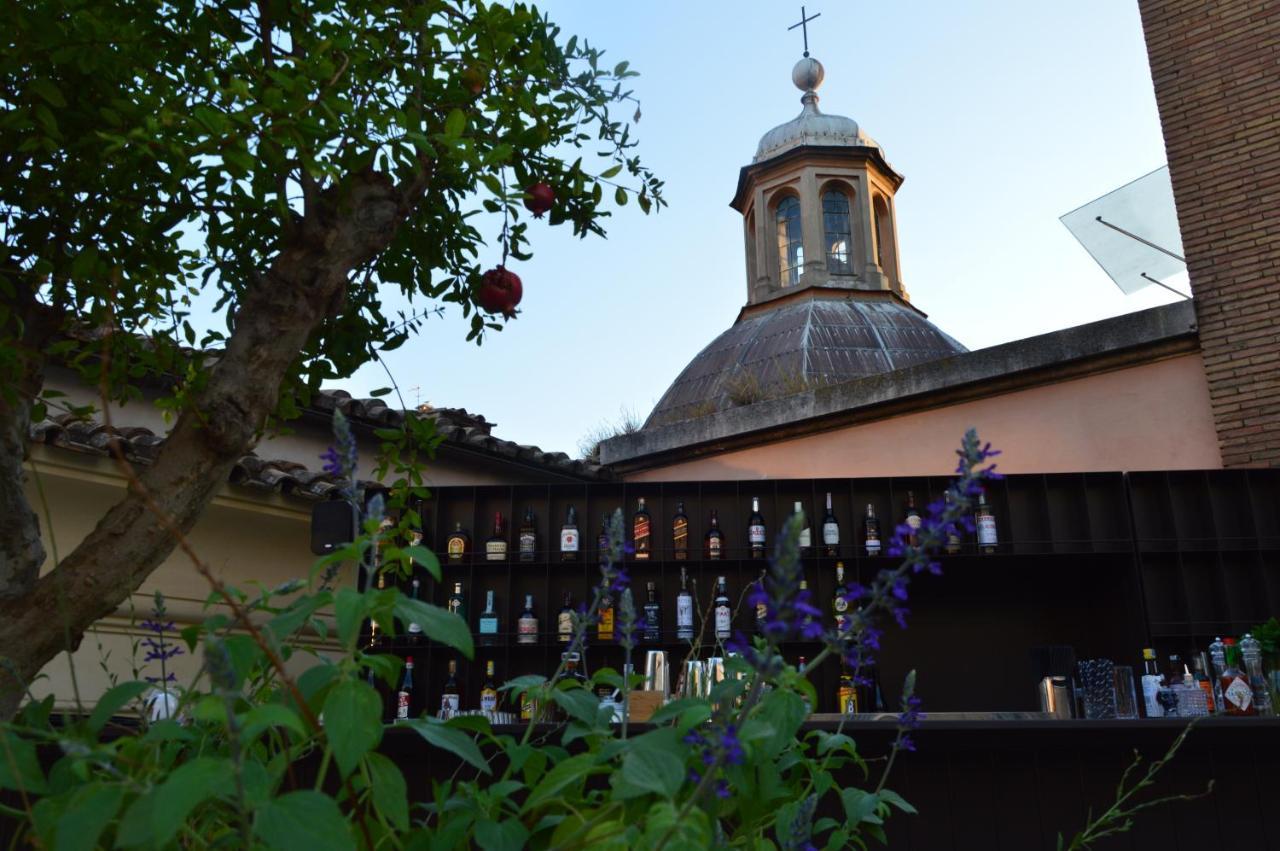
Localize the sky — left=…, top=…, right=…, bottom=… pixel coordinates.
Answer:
left=329, top=0, right=1180, bottom=457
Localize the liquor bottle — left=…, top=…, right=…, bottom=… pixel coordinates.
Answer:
left=598, top=516, right=611, bottom=565
left=705, top=509, right=724, bottom=560
left=837, top=665, right=858, bottom=715
left=1219, top=638, right=1257, bottom=716
left=672, top=501, right=690, bottom=561
left=446, top=522, right=470, bottom=562
left=477, top=590, right=500, bottom=646
left=520, top=685, right=538, bottom=722
left=832, top=562, right=850, bottom=634
left=479, top=660, right=498, bottom=714
left=406, top=577, right=424, bottom=646
left=1140, top=648, right=1163, bottom=717
left=754, top=570, right=768, bottom=635
left=944, top=492, right=962, bottom=555
left=643, top=581, right=661, bottom=643
left=517, top=594, right=538, bottom=645
left=793, top=501, right=811, bottom=555
left=748, top=497, right=767, bottom=559
left=1208, top=636, right=1227, bottom=712
left=447, top=581, right=465, bottom=622
left=1157, top=654, right=1184, bottom=717
left=518, top=507, right=537, bottom=562
left=370, top=572, right=388, bottom=647
left=903, top=491, right=921, bottom=547
left=822, top=492, right=840, bottom=557
left=485, top=512, right=508, bottom=562
left=863, top=505, right=881, bottom=557
left=676, top=567, right=695, bottom=641
left=633, top=497, right=652, bottom=560
left=598, top=588, right=615, bottom=642
left=976, top=491, right=998, bottom=555
left=557, top=591, right=575, bottom=644
left=440, top=659, right=461, bottom=717
left=797, top=656, right=808, bottom=675
left=1191, top=652, right=1216, bottom=713
left=1241, top=634, right=1274, bottom=716
left=396, top=656, right=415, bottom=721
left=560, top=506, right=580, bottom=562
left=714, top=575, right=732, bottom=640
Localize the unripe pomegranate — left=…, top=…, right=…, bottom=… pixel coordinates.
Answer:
left=477, top=266, right=523, bottom=318
left=523, top=182, right=555, bottom=218
left=459, top=65, right=487, bottom=96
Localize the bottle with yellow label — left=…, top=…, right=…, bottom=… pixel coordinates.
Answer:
left=838, top=665, right=858, bottom=715
left=446, top=522, right=470, bottom=562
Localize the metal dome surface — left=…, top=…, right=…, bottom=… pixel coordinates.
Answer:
left=754, top=57, right=880, bottom=162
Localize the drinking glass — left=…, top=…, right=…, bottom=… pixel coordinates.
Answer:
left=1077, top=659, right=1118, bottom=720
left=1112, top=666, right=1139, bottom=719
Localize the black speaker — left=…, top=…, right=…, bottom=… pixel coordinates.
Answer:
left=311, top=500, right=356, bottom=555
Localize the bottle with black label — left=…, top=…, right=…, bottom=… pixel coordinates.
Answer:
left=676, top=567, right=694, bottom=640
left=863, top=504, right=881, bottom=557
left=633, top=497, right=652, bottom=561
left=714, top=576, right=732, bottom=640
left=672, top=501, right=689, bottom=561
left=518, top=507, right=537, bottom=562
left=557, top=591, right=575, bottom=644
left=447, top=581, right=465, bottom=622
left=643, top=581, right=661, bottom=642
left=560, top=505, right=579, bottom=562
left=705, top=509, right=724, bottom=560
left=976, top=491, right=998, bottom=554
left=903, top=492, right=921, bottom=547
left=822, top=492, right=840, bottom=557
left=406, top=577, right=424, bottom=646
left=485, top=512, right=508, bottom=562
left=832, top=562, right=850, bottom=634
left=446, top=522, right=470, bottom=562
left=440, top=659, right=460, bottom=717
left=517, top=594, right=538, bottom=645
left=396, top=656, right=415, bottom=721
left=793, top=501, right=811, bottom=556
left=477, top=589, right=499, bottom=646
left=480, top=660, right=498, bottom=714
left=748, top=497, right=767, bottom=559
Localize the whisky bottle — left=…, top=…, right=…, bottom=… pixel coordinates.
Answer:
left=477, top=589, right=500, bottom=646
left=748, top=497, right=767, bottom=559
left=479, top=660, right=498, bottom=714
left=447, top=581, right=465, bottom=622
left=832, top=562, right=850, bottom=634
left=557, top=591, right=575, bottom=644
left=406, top=577, right=424, bottom=646
left=643, top=581, right=661, bottom=642
left=944, top=492, right=962, bottom=555
left=440, top=659, right=461, bottom=717
left=705, top=509, right=724, bottom=560
left=672, top=500, right=689, bottom=561
left=633, top=497, right=652, bottom=561
left=754, top=570, right=768, bottom=635
left=560, top=505, right=579, bottom=562
left=485, top=512, right=508, bottom=562
left=676, top=567, right=695, bottom=641
left=822, top=492, right=840, bottom=557
left=598, top=588, right=615, bottom=642
left=517, top=594, right=538, bottom=645
left=518, top=507, right=537, bottom=562
left=837, top=665, right=858, bottom=715
left=793, top=501, right=811, bottom=555
left=446, top=522, right=470, bottom=562
left=863, top=504, right=881, bottom=557
left=903, top=491, right=921, bottom=547
left=396, top=656, right=415, bottom=721
left=976, top=491, right=998, bottom=554
left=714, top=575, right=732, bottom=640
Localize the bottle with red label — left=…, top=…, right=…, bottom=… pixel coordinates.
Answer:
left=1219, top=638, right=1258, bottom=716
left=396, top=657, right=415, bottom=721
left=633, top=498, right=652, bottom=560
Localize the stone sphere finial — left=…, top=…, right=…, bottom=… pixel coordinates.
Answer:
left=792, top=56, right=825, bottom=92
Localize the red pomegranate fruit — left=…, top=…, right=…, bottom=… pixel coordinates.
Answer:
left=477, top=266, right=523, bottom=318
left=523, top=182, right=555, bottom=218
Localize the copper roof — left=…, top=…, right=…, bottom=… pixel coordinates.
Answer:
left=645, top=292, right=966, bottom=427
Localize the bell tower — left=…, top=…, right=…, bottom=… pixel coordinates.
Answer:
left=730, top=55, right=907, bottom=306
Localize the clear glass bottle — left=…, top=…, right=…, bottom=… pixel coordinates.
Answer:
left=1140, top=647, right=1163, bottom=717
left=676, top=567, right=694, bottom=640
left=447, top=581, right=465, bottom=622
left=560, top=506, right=579, bottom=562
left=517, top=594, right=538, bottom=645
left=405, top=577, right=423, bottom=646
left=1208, top=636, right=1227, bottom=712
left=822, top=492, right=840, bottom=558
left=976, top=491, right=998, bottom=555
left=1219, top=638, right=1258, bottom=716
left=863, top=504, right=880, bottom=557
left=1241, top=633, right=1274, bottom=716
left=748, top=498, right=767, bottom=559
left=714, top=576, right=731, bottom=640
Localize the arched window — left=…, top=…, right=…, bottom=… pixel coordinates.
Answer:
left=775, top=196, right=803, bottom=287
left=873, top=195, right=895, bottom=282
left=745, top=211, right=757, bottom=286
left=822, top=190, right=852, bottom=274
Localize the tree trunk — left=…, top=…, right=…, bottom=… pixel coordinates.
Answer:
left=0, top=170, right=415, bottom=719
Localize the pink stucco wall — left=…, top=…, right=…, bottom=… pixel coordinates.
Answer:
left=626, top=353, right=1222, bottom=481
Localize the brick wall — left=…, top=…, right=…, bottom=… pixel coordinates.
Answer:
left=1138, top=0, right=1280, bottom=466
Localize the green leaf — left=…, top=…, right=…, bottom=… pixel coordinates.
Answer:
left=615, top=747, right=683, bottom=799
left=54, top=783, right=124, bottom=851
left=475, top=818, right=530, bottom=851
left=753, top=689, right=807, bottom=760
left=444, top=108, right=466, bottom=138
left=242, top=703, right=308, bottom=742
left=877, top=788, right=918, bottom=815
left=840, top=787, right=882, bottom=826
left=267, top=592, right=329, bottom=642
left=322, top=679, right=384, bottom=778
left=524, top=753, right=599, bottom=811
left=364, top=752, right=409, bottom=831
left=334, top=588, right=364, bottom=651
left=0, top=731, right=47, bottom=793
left=255, top=791, right=355, bottom=851
left=30, top=79, right=67, bottom=108
left=646, top=697, right=710, bottom=729
left=551, top=686, right=600, bottom=724
left=402, top=545, right=440, bottom=581
left=403, top=718, right=489, bottom=775
left=88, top=681, right=149, bottom=733
left=369, top=386, right=392, bottom=397
left=151, top=757, right=235, bottom=845
left=615, top=185, right=628, bottom=205
left=392, top=597, right=472, bottom=657
left=599, top=164, right=622, bottom=179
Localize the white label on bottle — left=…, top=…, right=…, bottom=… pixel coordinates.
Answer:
left=906, top=514, right=922, bottom=530
left=749, top=524, right=766, bottom=545
left=677, top=595, right=693, bottom=629
left=486, top=541, right=506, bottom=560
left=833, top=596, right=848, bottom=613
left=978, top=516, right=998, bottom=546
left=520, top=532, right=535, bottom=553
left=561, top=529, right=578, bottom=552
left=823, top=522, right=839, bottom=546
left=480, top=692, right=497, bottom=712
left=708, top=537, right=721, bottom=558
left=1225, top=677, right=1253, bottom=711
left=518, top=616, right=537, bottom=643
left=396, top=691, right=410, bottom=720
left=798, top=527, right=811, bottom=548
left=408, top=620, right=422, bottom=635
left=558, top=612, right=573, bottom=638
left=866, top=536, right=881, bottom=555
left=439, top=694, right=459, bottom=716
left=1141, top=675, right=1163, bottom=717
left=715, top=605, right=731, bottom=636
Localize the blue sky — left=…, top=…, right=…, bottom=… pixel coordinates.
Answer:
left=332, top=0, right=1179, bottom=456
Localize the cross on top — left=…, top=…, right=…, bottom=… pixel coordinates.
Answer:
left=788, top=6, right=821, bottom=57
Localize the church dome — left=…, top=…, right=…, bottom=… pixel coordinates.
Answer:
left=645, top=292, right=967, bottom=427
left=754, top=57, right=880, bottom=162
